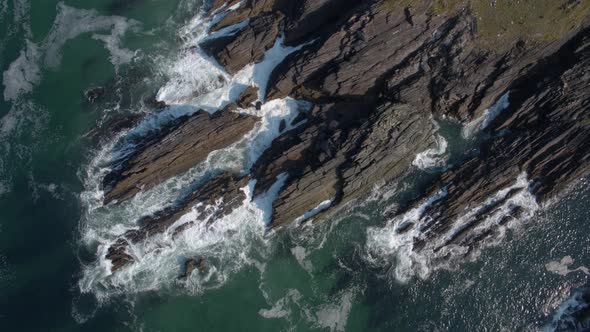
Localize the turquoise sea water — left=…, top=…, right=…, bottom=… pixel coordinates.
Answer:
left=1, top=1, right=589, bottom=331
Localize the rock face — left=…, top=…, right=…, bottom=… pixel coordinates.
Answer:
left=178, top=258, right=207, bottom=280
left=102, top=110, right=257, bottom=204
left=236, top=86, right=259, bottom=108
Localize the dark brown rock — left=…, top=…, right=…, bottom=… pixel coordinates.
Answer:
left=283, top=0, right=362, bottom=45
left=203, top=12, right=284, bottom=74
left=208, top=0, right=242, bottom=14
left=102, top=110, right=258, bottom=204
left=236, top=86, right=259, bottom=108
left=210, top=0, right=288, bottom=31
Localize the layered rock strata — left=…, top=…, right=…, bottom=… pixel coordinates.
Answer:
left=394, top=26, right=590, bottom=254
left=100, top=0, right=590, bottom=271
left=102, top=110, right=257, bottom=204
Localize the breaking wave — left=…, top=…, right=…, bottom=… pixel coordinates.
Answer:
left=365, top=172, right=539, bottom=283
left=412, top=134, right=448, bottom=170
left=78, top=3, right=309, bottom=301
left=462, top=92, right=511, bottom=138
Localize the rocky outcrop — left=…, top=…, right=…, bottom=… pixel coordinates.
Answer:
left=210, top=0, right=285, bottom=31
left=106, top=173, right=248, bottom=272
left=203, top=12, right=284, bottom=74
left=547, top=287, right=590, bottom=331
left=100, top=0, right=590, bottom=272
left=251, top=102, right=436, bottom=225
left=282, top=0, right=362, bottom=45
left=392, top=26, right=590, bottom=253
left=102, top=110, right=257, bottom=204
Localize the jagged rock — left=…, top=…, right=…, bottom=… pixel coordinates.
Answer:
left=101, top=0, right=590, bottom=275
left=394, top=26, right=590, bottom=253
left=145, top=95, right=167, bottom=109
left=106, top=173, right=248, bottom=272
left=84, top=112, right=144, bottom=143
left=236, top=86, right=259, bottom=108
left=102, top=111, right=258, bottom=204
left=178, top=258, right=207, bottom=280
left=203, top=12, right=284, bottom=74
left=251, top=102, right=436, bottom=226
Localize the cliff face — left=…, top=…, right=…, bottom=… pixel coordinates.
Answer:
left=100, top=0, right=590, bottom=271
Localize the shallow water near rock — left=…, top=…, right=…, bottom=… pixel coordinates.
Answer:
left=1, top=1, right=589, bottom=331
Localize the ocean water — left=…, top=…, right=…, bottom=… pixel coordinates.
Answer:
left=1, top=1, right=589, bottom=331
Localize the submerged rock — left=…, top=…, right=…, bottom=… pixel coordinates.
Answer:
left=178, top=258, right=207, bottom=280
left=106, top=172, right=248, bottom=272
left=84, top=86, right=105, bottom=104
left=102, top=110, right=258, bottom=204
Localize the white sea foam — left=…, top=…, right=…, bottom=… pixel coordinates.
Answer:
left=2, top=41, right=40, bottom=101
left=412, top=134, right=448, bottom=170
left=291, top=245, right=313, bottom=272
left=258, top=289, right=302, bottom=319
left=366, top=173, right=539, bottom=283
left=294, top=199, right=334, bottom=224
left=2, top=2, right=139, bottom=101
left=157, top=21, right=303, bottom=110
left=545, top=256, right=590, bottom=276
left=306, top=289, right=356, bottom=332
left=462, top=92, right=511, bottom=138
left=79, top=174, right=289, bottom=300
